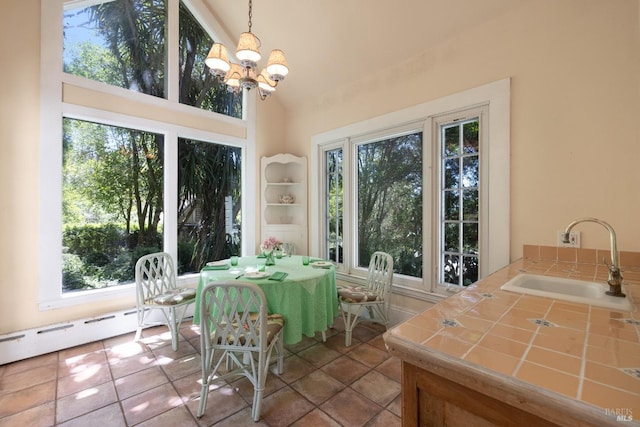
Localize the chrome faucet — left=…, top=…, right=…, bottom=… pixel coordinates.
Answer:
left=563, top=218, right=625, bottom=298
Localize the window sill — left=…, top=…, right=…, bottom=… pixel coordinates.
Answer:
left=335, top=272, right=447, bottom=305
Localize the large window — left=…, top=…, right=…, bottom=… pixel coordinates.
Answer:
left=63, top=0, right=241, bottom=117
left=440, top=118, right=479, bottom=288
left=177, top=138, right=241, bottom=274
left=324, top=148, right=343, bottom=263
left=41, top=0, right=252, bottom=307
left=356, top=132, right=423, bottom=276
left=312, top=79, right=510, bottom=296
left=62, top=118, right=165, bottom=292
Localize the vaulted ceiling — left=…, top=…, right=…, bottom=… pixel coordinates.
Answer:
left=202, top=0, right=523, bottom=110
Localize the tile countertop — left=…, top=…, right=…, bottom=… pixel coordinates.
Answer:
left=383, top=251, right=640, bottom=426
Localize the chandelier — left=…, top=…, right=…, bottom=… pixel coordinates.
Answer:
left=205, top=0, right=289, bottom=100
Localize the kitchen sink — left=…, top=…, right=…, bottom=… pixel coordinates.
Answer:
left=500, top=274, right=633, bottom=311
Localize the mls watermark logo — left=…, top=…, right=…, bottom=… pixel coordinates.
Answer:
left=605, top=408, right=633, bottom=422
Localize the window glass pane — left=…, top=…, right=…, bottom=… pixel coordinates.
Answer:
left=443, top=158, right=460, bottom=188
left=462, top=223, right=478, bottom=254
left=463, top=121, right=479, bottom=154
left=62, top=118, right=164, bottom=292
left=178, top=2, right=242, bottom=118
left=63, top=0, right=167, bottom=98
left=463, top=255, right=479, bottom=285
left=462, top=156, right=478, bottom=187
left=325, top=148, right=343, bottom=263
left=444, top=223, right=459, bottom=252
left=443, top=190, right=460, bottom=221
left=443, top=254, right=460, bottom=286
left=443, top=125, right=460, bottom=156
left=440, top=118, right=479, bottom=287
left=462, top=189, right=478, bottom=220
left=357, top=132, right=422, bottom=277
left=177, top=139, right=241, bottom=274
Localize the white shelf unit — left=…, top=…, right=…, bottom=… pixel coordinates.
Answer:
left=261, top=154, right=307, bottom=255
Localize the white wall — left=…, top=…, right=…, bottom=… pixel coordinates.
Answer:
left=284, top=0, right=640, bottom=261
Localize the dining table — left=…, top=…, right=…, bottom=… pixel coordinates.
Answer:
left=193, top=255, right=338, bottom=345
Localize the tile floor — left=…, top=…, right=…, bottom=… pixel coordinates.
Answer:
left=0, top=317, right=402, bottom=426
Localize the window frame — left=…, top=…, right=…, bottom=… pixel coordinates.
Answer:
left=39, top=0, right=257, bottom=310
left=310, top=79, right=510, bottom=298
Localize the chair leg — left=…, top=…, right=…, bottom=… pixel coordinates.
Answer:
left=341, top=303, right=364, bottom=347
left=168, top=307, right=179, bottom=351
left=276, top=334, right=284, bottom=374
left=134, top=307, right=146, bottom=342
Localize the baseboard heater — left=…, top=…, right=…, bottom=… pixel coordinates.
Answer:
left=0, top=306, right=194, bottom=366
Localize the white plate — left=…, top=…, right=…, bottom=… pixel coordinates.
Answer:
left=206, top=261, right=228, bottom=267
left=311, top=261, right=332, bottom=268
left=244, top=271, right=270, bottom=279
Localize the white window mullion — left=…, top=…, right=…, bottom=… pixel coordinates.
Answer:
left=166, top=0, right=180, bottom=102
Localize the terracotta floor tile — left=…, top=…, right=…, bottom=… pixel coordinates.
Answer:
left=114, top=366, right=169, bottom=400
left=159, top=352, right=202, bottom=381
left=367, top=409, right=402, bottom=427
left=320, top=387, right=382, bottom=426
left=289, top=408, right=341, bottom=426
left=284, top=336, right=318, bottom=354
left=120, top=382, right=184, bottom=426
left=108, top=350, right=158, bottom=379
left=351, top=323, right=382, bottom=343
left=290, top=370, right=346, bottom=405
left=387, top=394, right=402, bottom=416
left=0, top=380, right=56, bottom=418
left=350, top=370, right=401, bottom=407
left=56, top=402, right=126, bottom=427
left=297, top=343, right=342, bottom=368
left=56, top=381, right=118, bottom=424
left=186, top=382, right=248, bottom=424
left=0, top=401, right=55, bottom=427
left=135, top=405, right=198, bottom=427
left=0, top=364, right=58, bottom=395
left=233, top=370, right=287, bottom=403
left=260, top=386, right=315, bottom=426
left=584, top=361, right=640, bottom=395
left=275, top=354, right=316, bottom=384
left=320, top=354, right=370, bottom=385
left=317, top=332, right=352, bottom=354
left=58, top=349, right=109, bottom=379
left=346, top=343, right=390, bottom=368
left=57, top=361, right=113, bottom=398
left=0, top=319, right=398, bottom=426
left=375, top=356, right=401, bottom=382
left=2, top=353, right=57, bottom=377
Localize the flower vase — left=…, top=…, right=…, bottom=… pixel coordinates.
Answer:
left=265, top=250, right=276, bottom=266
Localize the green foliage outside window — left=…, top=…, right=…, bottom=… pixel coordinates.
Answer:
left=61, top=0, right=243, bottom=291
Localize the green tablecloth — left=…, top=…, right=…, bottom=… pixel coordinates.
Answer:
left=194, top=255, right=338, bottom=345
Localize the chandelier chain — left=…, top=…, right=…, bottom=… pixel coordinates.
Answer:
left=247, top=0, right=253, bottom=33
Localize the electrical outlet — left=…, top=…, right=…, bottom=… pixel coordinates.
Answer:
left=557, top=230, right=580, bottom=248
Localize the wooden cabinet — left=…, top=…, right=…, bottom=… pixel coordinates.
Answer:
left=261, top=154, right=307, bottom=254
left=402, top=362, right=559, bottom=427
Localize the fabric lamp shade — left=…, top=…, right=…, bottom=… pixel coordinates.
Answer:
left=266, top=49, right=289, bottom=81
left=236, top=32, right=262, bottom=63
left=205, top=43, right=230, bottom=75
